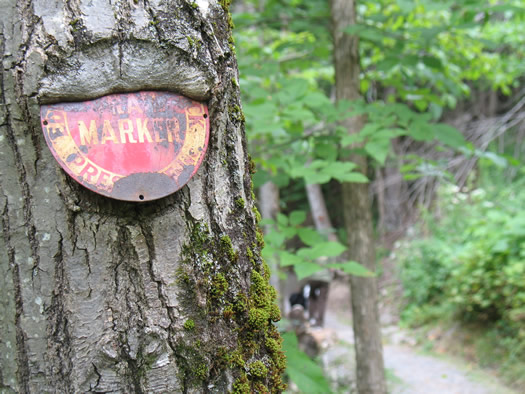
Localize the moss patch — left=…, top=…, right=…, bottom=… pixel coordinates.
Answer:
left=184, top=319, right=195, bottom=331
left=175, top=216, right=286, bottom=391
left=211, top=273, right=229, bottom=298
left=248, top=360, right=268, bottom=379
left=235, top=197, right=245, bottom=209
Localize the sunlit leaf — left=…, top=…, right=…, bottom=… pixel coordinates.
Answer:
left=298, top=228, right=326, bottom=247
left=298, top=241, right=347, bottom=260
left=282, top=332, right=331, bottom=393
left=295, top=262, right=325, bottom=280
left=334, top=172, right=369, bottom=183
left=365, top=138, right=391, bottom=165
left=278, top=251, right=304, bottom=267
left=290, top=210, right=307, bottom=226
left=433, top=124, right=465, bottom=147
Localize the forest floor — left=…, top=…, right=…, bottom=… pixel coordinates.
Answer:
left=319, top=279, right=517, bottom=394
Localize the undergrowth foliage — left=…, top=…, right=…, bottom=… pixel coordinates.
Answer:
left=397, top=172, right=525, bottom=386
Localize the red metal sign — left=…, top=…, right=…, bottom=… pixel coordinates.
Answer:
left=41, top=91, right=209, bottom=201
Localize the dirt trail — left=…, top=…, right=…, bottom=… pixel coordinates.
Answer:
left=383, top=345, right=516, bottom=394
left=323, top=311, right=516, bottom=394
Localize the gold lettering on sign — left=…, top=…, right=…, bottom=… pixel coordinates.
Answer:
left=118, top=119, right=136, bottom=144
left=101, top=120, right=119, bottom=144
left=78, top=120, right=99, bottom=145
left=136, top=119, right=153, bottom=143
left=76, top=117, right=182, bottom=145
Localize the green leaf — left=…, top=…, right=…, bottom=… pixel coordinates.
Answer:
left=341, top=133, right=365, bottom=147
left=304, top=91, right=333, bottom=109
left=261, top=245, right=276, bottom=261
left=359, top=123, right=382, bottom=137
left=304, top=172, right=332, bottom=185
left=321, top=161, right=358, bottom=176
left=298, top=241, right=347, bottom=260
left=365, top=138, right=391, bottom=165
left=295, top=262, right=325, bottom=280
left=397, top=0, right=416, bottom=13
left=485, top=5, right=525, bottom=13
left=334, top=172, right=369, bottom=183
left=327, top=261, right=375, bottom=277
left=289, top=210, right=307, bottom=226
left=422, top=56, right=444, bottom=71
left=258, top=218, right=274, bottom=227
left=277, top=213, right=289, bottom=227
left=408, top=121, right=434, bottom=141
left=314, top=142, right=338, bottom=161
left=278, top=251, right=304, bottom=268
left=344, top=24, right=385, bottom=44
left=265, top=230, right=286, bottom=248
left=480, top=151, right=508, bottom=168
left=492, top=240, right=509, bottom=254
left=281, top=226, right=297, bottom=239
left=298, top=228, right=325, bottom=247
left=433, top=124, right=465, bottom=147
left=401, top=55, right=419, bottom=67
left=282, top=332, right=331, bottom=393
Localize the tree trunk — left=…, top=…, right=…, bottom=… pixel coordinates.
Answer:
left=330, top=0, right=387, bottom=393
left=305, top=183, right=338, bottom=243
left=304, top=183, right=335, bottom=327
left=0, top=1, right=285, bottom=392
left=258, top=181, right=281, bottom=306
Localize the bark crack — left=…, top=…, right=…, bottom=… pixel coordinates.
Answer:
left=45, top=229, right=73, bottom=391
left=112, top=224, right=152, bottom=393
left=1, top=198, right=30, bottom=393
left=143, top=0, right=164, bottom=44
left=91, top=362, right=102, bottom=391
left=1, top=6, right=42, bottom=284
left=15, top=0, right=42, bottom=172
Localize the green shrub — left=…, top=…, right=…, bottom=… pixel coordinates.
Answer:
left=399, top=238, right=455, bottom=307
left=448, top=212, right=525, bottom=334
left=399, top=182, right=525, bottom=335
left=397, top=178, right=525, bottom=386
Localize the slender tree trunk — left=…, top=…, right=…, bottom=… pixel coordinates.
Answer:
left=258, top=181, right=284, bottom=310
left=0, top=1, right=285, bottom=392
left=304, top=183, right=334, bottom=326
left=330, top=0, right=387, bottom=393
left=305, top=183, right=338, bottom=243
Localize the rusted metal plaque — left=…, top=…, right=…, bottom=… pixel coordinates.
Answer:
left=41, top=91, right=209, bottom=202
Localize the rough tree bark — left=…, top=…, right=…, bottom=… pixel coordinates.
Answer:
left=330, top=0, right=387, bottom=393
left=0, top=1, right=285, bottom=392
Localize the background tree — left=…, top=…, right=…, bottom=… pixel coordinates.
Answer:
left=0, top=1, right=285, bottom=392
left=331, top=0, right=387, bottom=392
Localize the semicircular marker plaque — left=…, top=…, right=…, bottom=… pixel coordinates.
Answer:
left=41, top=91, right=210, bottom=202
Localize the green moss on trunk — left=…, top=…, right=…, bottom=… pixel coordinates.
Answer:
left=175, top=221, right=286, bottom=392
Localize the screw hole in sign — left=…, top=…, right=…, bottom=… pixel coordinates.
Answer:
left=40, top=91, right=210, bottom=202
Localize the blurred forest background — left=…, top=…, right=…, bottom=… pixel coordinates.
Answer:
left=230, top=0, right=525, bottom=392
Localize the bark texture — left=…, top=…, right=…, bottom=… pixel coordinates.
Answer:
left=330, top=0, right=387, bottom=393
left=0, top=1, right=285, bottom=392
